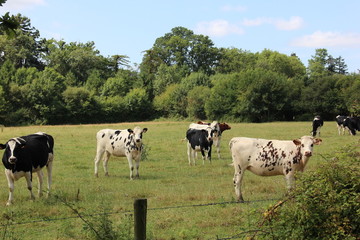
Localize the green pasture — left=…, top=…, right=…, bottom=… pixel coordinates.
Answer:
left=0, top=121, right=358, bottom=239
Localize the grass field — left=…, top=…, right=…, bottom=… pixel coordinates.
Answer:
left=0, top=121, right=358, bottom=239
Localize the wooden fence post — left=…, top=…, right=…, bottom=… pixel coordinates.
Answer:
left=134, top=198, right=147, bottom=240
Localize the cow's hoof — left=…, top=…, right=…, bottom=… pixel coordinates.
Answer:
left=6, top=202, right=12, bottom=206
left=105, top=173, right=109, bottom=177
left=95, top=173, right=99, bottom=178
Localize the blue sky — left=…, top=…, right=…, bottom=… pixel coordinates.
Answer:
left=1, top=0, right=360, bottom=73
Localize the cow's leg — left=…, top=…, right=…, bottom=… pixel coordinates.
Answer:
left=285, top=172, right=295, bottom=191
left=94, top=148, right=105, bottom=177
left=102, top=151, right=111, bottom=176
left=134, top=155, right=141, bottom=179
left=126, top=155, right=135, bottom=180
left=5, top=169, right=15, bottom=206
left=208, top=147, right=212, bottom=163
left=201, top=149, right=206, bottom=165
left=24, top=172, right=35, bottom=201
left=46, top=153, right=54, bottom=197
left=187, top=143, right=192, bottom=165
left=37, top=170, right=44, bottom=197
left=216, top=146, right=221, bottom=159
left=233, top=164, right=245, bottom=202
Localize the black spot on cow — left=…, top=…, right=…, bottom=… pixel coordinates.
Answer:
left=110, top=135, right=113, bottom=139
left=111, top=142, right=114, bottom=145
left=115, top=138, right=118, bottom=141
left=115, top=130, right=121, bottom=135
left=102, top=133, right=105, bottom=138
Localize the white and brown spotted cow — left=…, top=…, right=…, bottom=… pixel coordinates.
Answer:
left=229, top=136, right=322, bottom=202
left=94, top=127, right=147, bottom=179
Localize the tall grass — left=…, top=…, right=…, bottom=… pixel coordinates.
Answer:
left=0, top=121, right=357, bottom=239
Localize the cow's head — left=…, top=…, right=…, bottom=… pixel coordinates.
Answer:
left=0, top=138, right=26, bottom=164
left=203, top=127, right=217, bottom=142
left=293, top=136, right=322, bottom=158
left=219, top=123, right=231, bottom=132
left=128, top=127, right=148, bottom=146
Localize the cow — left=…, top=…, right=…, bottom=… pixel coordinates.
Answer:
left=229, top=136, right=322, bottom=202
left=336, top=115, right=348, bottom=135
left=186, top=127, right=217, bottom=165
left=311, top=115, right=323, bottom=137
left=0, top=132, right=54, bottom=206
left=94, top=127, right=148, bottom=179
left=197, top=121, right=231, bottom=159
left=344, top=116, right=360, bottom=135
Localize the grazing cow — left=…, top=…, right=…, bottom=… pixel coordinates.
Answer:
left=0, top=132, right=54, bottom=206
left=311, top=115, right=323, bottom=137
left=229, top=136, right=322, bottom=202
left=94, top=127, right=148, bottom=179
left=197, top=121, right=231, bottom=159
left=336, top=115, right=348, bottom=135
left=186, top=127, right=217, bottom=165
left=344, top=116, right=360, bottom=135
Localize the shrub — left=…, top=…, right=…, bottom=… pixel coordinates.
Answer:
left=261, top=143, right=360, bottom=240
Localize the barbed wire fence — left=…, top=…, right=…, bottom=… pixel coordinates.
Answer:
left=0, top=189, right=281, bottom=240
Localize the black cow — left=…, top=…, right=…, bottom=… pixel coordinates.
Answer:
left=0, top=132, right=54, bottom=205
left=344, top=116, right=360, bottom=135
left=336, top=115, right=348, bottom=135
left=311, top=115, right=323, bottom=137
left=186, top=128, right=217, bottom=165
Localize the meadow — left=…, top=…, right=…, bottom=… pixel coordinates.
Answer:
left=0, top=121, right=358, bottom=239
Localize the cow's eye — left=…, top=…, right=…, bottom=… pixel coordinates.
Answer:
left=301, top=144, right=304, bottom=147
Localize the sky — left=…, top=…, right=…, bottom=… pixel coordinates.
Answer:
left=1, top=0, right=360, bottom=73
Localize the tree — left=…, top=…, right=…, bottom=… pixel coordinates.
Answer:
left=186, top=86, right=211, bottom=119
left=215, top=48, right=257, bottom=73
left=141, top=26, right=220, bottom=76
left=0, top=14, right=44, bottom=69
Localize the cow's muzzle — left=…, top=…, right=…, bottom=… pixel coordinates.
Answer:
left=9, top=157, right=17, bottom=164
left=304, top=151, right=312, bottom=157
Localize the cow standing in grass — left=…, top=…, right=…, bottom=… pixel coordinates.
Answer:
left=229, top=136, right=322, bottom=202
left=94, top=127, right=148, bottom=179
left=311, top=115, right=323, bottom=137
left=0, top=132, right=54, bottom=206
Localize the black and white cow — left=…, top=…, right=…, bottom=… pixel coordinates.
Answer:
left=344, top=116, right=360, bottom=135
left=94, top=127, right=148, bottom=179
left=0, top=132, right=54, bottom=206
left=186, top=127, right=217, bottom=165
left=229, top=136, right=322, bottom=202
left=311, top=115, right=323, bottom=137
left=336, top=115, right=348, bottom=135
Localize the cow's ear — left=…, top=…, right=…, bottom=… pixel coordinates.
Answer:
left=293, top=139, right=301, bottom=146
left=127, top=129, right=134, bottom=134
left=142, top=128, right=148, bottom=133
left=313, top=138, right=322, bottom=145
left=0, top=144, right=6, bottom=150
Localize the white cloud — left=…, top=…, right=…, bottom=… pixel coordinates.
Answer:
left=1, top=0, right=46, bottom=11
left=291, top=31, right=360, bottom=48
left=195, top=20, right=244, bottom=37
left=242, top=16, right=304, bottom=31
left=221, top=4, right=247, bottom=12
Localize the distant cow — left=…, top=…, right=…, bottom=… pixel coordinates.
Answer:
left=229, top=136, right=322, bottom=202
left=311, top=115, right=323, bottom=137
left=94, top=127, right=148, bottom=179
left=196, top=121, right=231, bottom=159
left=186, top=127, right=217, bottom=165
left=0, top=132, right=54, bottom=206
left=336, top=115, right=348, bottom=135
left=344, top=116, right=360, bottom=135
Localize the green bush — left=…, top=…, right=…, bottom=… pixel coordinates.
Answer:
left=261, top=143, right=360, bottom=240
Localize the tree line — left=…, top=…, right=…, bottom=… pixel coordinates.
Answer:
left=0, top=14, right=359, bottom=126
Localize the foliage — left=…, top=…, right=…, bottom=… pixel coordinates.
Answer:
left=0, top=14, right=359, bottom=125
left=261, top=143, right=360, bottom=240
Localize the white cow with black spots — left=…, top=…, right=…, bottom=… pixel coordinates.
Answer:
left=229, top=136, right=322, bottom=202
left=94, top=127, right=148, bottom=179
